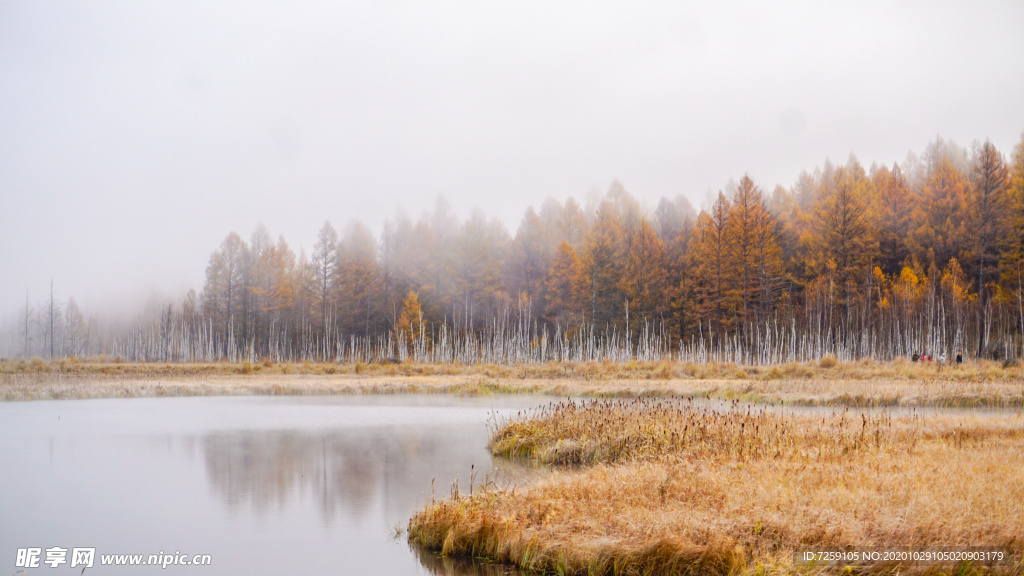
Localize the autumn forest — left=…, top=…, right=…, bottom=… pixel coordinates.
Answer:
left=7, top=134, right=1024, bottom=365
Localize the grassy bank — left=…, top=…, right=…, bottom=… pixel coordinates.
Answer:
left=409, top=399, right=1024, bottom=575
left=5, top=356, right=1024, bottom=382
left=2, top=358, right=1023, bottom=406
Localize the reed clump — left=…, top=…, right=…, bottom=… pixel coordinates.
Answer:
left=409, top=399, right=1024, bottom=575
left=488, top=398, right=946, bottom=466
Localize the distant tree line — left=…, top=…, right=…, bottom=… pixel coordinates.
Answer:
left=5, top=134, right=1024, bottom=364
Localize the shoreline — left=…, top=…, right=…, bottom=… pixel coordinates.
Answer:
left=2, top=359, right=1023, bottom=407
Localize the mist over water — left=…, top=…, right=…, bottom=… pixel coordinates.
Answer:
left=0, top=395, right=545, bottom=575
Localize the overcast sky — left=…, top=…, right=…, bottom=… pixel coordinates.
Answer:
left=2, top=0, right=1023, bottom=317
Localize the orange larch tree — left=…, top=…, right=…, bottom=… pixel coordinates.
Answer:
left=689, top=192, right=734, bottom=333
left=583, top=201, right=626, bottom=327
left=1001, top=133, right=1024, bottom=347
left=909, top=156, right=969, bottom=269
left=620, top=218, right=667, bottom=328
left=872, top=163, right=913, bottom=275
left=544, top=241, right=588, bottom=328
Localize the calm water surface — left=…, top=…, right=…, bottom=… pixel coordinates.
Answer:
left=0, top=394, right=545, bottom=575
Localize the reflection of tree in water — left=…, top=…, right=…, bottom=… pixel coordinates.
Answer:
left=411, top=543, right=523, bottom=576
left=201, top=425, right=540, bottom=525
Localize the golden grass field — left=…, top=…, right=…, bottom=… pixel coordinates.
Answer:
left=409, top=398, right=1024, bottom=575
left=2, top=357, right=1023, bottom=407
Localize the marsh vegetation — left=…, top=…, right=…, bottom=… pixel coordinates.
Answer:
left=3, top=358, right=1023, bottom=409
left=410, top=399, right=1024, bottom=575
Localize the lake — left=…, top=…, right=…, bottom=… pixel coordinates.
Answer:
left=0, top=394, right=545, bottom=575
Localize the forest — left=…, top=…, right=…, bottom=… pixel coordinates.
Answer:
left=6, top=134, right=1024, bottom=365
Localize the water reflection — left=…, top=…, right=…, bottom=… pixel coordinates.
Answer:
left=0, top=395, right=555, bottom=576
left=198, top=418, right=543, bottom=576
left=201, top=425, right=507, bottom=524
left=412, top=544, right=522, bottom=576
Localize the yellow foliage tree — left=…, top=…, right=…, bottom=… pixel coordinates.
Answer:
left=583, top=202, right=626, bottom=326
left=620, top=218, right=667, bottom=325
left=689, top=192, right=734, bottom=332
left=395, top=291, right=425, bottom=348
left=545, top=241, right=588, bottom=327
left=909, top=156, right=969, bottom=269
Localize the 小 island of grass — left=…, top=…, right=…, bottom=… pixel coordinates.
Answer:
left=409, top=397, right=1024, bottom=575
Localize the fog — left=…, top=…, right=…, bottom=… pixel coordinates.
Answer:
left=2, top=0, right=1023, bottom=318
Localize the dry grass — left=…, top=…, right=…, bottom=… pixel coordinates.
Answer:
left=1, top=358, right=1022, bottom=407
left=3, top=356, right=1023, bottom=382
left=0, top=372, right=545, bottom=402
left=409, top=400, right=1024, bottom=575
left=489, top=398, right=963, bottom=466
